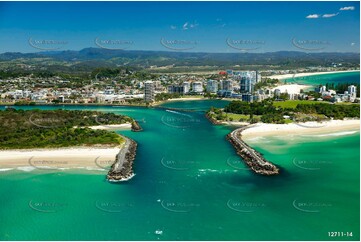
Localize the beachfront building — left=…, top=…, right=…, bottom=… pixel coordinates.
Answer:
left=236, top=71, right=260, bottom=94
left=144, top=81, right=155, bottom=102
left=217, top=79, right=233, bottom=98
left=239, top=74, right=253, bottom=93
left=168, top=85, right=184, bottom=94
left=206, top=79, right=218, bottom=93
left=183, top=82, right=190, bottom=94
left=221, top=80, right=233, bottom=91
left=348, top=85, right=357, bottom=97
left=192, top=81, right=203, bottom=93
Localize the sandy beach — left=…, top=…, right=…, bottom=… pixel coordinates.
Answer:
left=0, top=146, right=121, bottom=170
left=272, top=84, right=312, bottom=94
left=222, top=121, right=250, bottom=126
left=154, top=97, right=207, bottom=106
left=87, top=123, right=132, bottom=130
left=267, top=70, right=359, bottom=80
left=242, top=119, right=360, bottom=139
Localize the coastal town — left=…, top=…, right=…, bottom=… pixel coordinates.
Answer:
left=0, top=68, right=359, bottom=105
left=1, top=1, right=360, bottom=241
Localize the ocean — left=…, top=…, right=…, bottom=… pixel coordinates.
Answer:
left=286, top=71, right=360, bottom=86
left=0, top=79, right=360, bottom=240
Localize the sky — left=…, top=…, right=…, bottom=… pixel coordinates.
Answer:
left=0, top=1, right=359, bottom=53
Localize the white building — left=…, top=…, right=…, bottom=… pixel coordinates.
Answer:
left=144, top=81, right=155, bottom=102
left=192, top=81, right=203, bottom=93
left=319, top=85, right=327, bottom=93
left=183, top=82, right=190, bottom=94
left=206, top=79, right=218, bottom=93
left=235, top=71, right=260, bottom=94
left=348, top=85, right=357, bottom=97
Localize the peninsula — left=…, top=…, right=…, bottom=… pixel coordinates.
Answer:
left=0, top=109, right=140, bottom=181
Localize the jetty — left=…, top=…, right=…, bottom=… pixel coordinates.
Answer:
left=205, top=112, right=222, bottom=125
left=131, top=120, right=143, bottom=132
left=107, top=137, right=137, bottom=182
left=227, top=126, right=279, bottom=175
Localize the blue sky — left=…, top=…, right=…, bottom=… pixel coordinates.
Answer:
left=0, top=1, right=359, bottom=53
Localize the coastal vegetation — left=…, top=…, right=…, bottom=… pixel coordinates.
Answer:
left=207, top=99, right=360, bottom=124
left=273, top=100, right=326, bottom=109
left=0, top=109, right=133, bottom=149
left=155, top=93, right=182, bottom=101
left=14, top=101, right=36, bottom=106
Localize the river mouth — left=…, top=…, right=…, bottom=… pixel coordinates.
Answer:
left=0, top=102, right=359, bottom=241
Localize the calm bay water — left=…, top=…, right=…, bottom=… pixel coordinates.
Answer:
left=286, top=71, right=360, bottom=86
left=0, top=100, right=359, bottom=240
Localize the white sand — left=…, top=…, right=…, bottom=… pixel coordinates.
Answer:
left=0, top=147, right=121, bottom=170
left=154, top=97, right=208, bottom=106
left=87, top=123, right=132, bottom=130
left=267, top=70, right=359, bottom=80
left=222, top=121, right=250, bottom=126
left=272, top=84, right=312, bottom=94
left=242, top=119, right=360, bottom=139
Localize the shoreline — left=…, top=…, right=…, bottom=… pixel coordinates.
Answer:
left=271, top=84, right=313, bottom=94
left=107, top=137, right=137, bottom=182
left=153, top=97, right=209, bottom=106
left=267, top=70, right=359, bottom=80
left=225, top=119, right=359, bottom=175
left=1, top=98, right=217, bottom=109
left=0, top=146, right=122, bottom=170
left=242, top=119, right=360, bottom=140
left=227, top=126, right=280, bottom=175
left=0, top=136, right=138, bottom=182
left=0, top=103, right=148, bottom=107
left=87, top=123, right=132, bottom=130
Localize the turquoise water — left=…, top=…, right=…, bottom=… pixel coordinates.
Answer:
left=286, top=71, right=360, bottom=86
left=160, top=99, right=230, bottom=111
left=0, top=100, right=359, bottom=241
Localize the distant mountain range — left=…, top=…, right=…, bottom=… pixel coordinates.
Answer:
left=0, top=48, right=359, bottom=72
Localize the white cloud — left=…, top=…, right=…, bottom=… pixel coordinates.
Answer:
left=322, top=13, right=339, bottom=18
left=340, top=6, right=355, bottom=11
left=306, top=14, right=320, bottom=19
left=182, top=21, right=198, bottom=30
left=170, top=25, right=176, bottom=30
left=351, top=43, right=355, bottom=46
left=182, top=22, right=189, bottom=30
